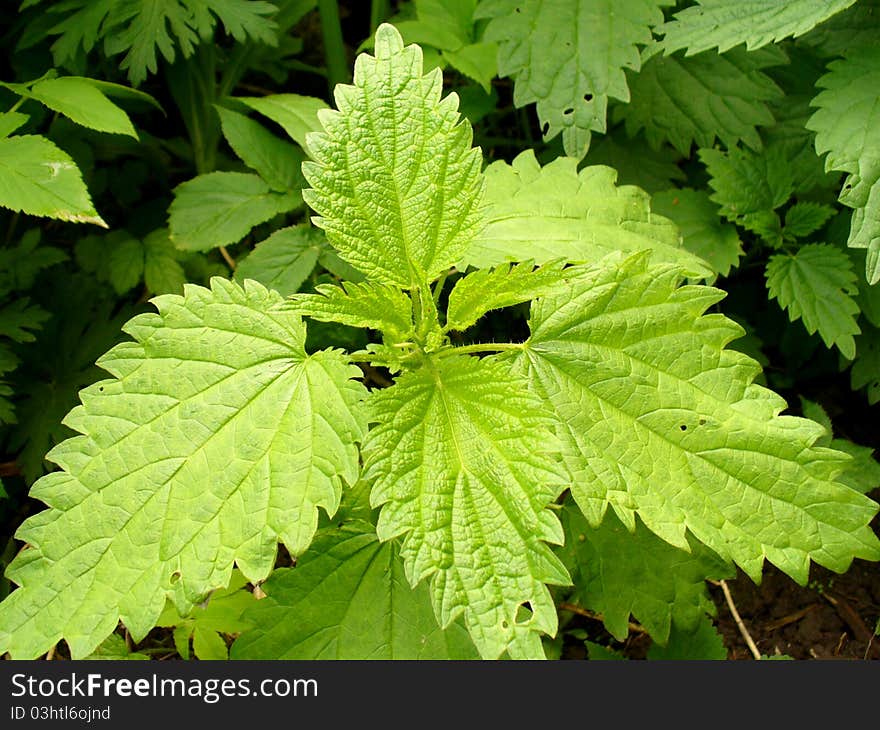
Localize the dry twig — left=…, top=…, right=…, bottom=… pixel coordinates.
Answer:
left=718, top=579, right=761, bottom=660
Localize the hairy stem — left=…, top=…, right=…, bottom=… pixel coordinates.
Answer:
left=437, top=342, right=526, bottom=357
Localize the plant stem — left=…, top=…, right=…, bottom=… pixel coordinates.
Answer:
left=219, top=246, right=237, bottom=271
left=6, top=97, right=25, bottom=115
left=438, top=342, right=525, bottom=357
left=432, top=271, right=449, bottom=305
left=317, top=0, right=349, bottom=92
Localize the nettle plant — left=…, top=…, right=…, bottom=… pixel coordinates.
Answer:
left=1, top=24, right=879, bottom=661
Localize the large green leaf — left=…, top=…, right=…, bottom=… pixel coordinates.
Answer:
left=558, top=504, right=731, bottom=643
left=477, top=0, right=671, bottom=159
left=0, top=135, right=105, bottom=226
left=303, top=24, right=482, bottom=287
left=659, top=0, right=857, bottom=56
left=513, top=252, right=880, bottom=584
left=363, top=355, right=570, bottom=659
left=807, top=46, right=880, bottom=284
left=765, top=244, right=861, bottom=359
left=461, top=150, right=710, bottom=277
left=0, top=278, right=367, bottom=659
left=231, top=523, right=479, bottom=659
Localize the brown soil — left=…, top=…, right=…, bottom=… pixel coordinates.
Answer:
left=710, top=560, right=880, bottom=660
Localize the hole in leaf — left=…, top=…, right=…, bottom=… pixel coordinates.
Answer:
left=584, top=93, right=593, bottom=102
left=680, top=424, right=687, bottom=431
left=170, top=571, right=181, bottom=584
left=515, top=602, right=534, bottom=625
left=501, top=619, right=510, bottom=630
left=98, top=386, right=104, bottom=392
left=563, top=107, right=574, bottom=115
left=541, top=121, right=550, bottom=136
left=699, top=418, right=706, bottom=425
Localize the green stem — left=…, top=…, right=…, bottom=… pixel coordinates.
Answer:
left=317, top=0, right=350, bottom=92
left=432, top=271, right=449, bottom=305
left=349, top=352, right=401, bottom=364
left=437, top=342, right=526, bottom=358
left=370, top=0, right=391, bottom=33
left=6, top=97, right=25, bottom=115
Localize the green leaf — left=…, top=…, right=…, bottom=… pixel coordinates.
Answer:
left=559, top=505, right=731, bottom=644
left=765, top=244, right=860, bottom=359
left=0, top=278, right=367, bottom=659
left=700, top=144, right=792, bottom=237
left=584, top=641, right=627, bottom=660
left=28, top=77, right=138, bottom=138
left=202, top=0, right=279, bottom=45
left=46, top=0, right=279, bottom=85
left=0, top=228, right=67, bottom=293
left=851, top=325, right=880, bottom=405
left=443, top=42, right=498, bottom=93
left=478, top=0, right=671, bottom=158
left=82, top=633, right=150, bottom=660
left=764, top=96, right=840, bottom=197
left=795, top=400, right=879, bottom=497
left=0, top=135, right=106, bottom=226
left=231, top=523, right=479, bottom=659
left=445, top=260, right=569, bottom=332
left=783, top=202, right=835, bottom=240
left=807, top=46, right=880, bottom=283
left=303, top=24, right=483, bottom=287
left=363, top=355, right=570, bottom=659
left=513, top=252, right=880, bottom=585
left=158, top=570, right=255, bottom=660
left=800, top=0, right=880, bottom=57
left=651, top=189, right=744, bottom=277
left=0, top=299, right=50, bottom=342
left=143, top=229, right=187, bottom=295
left=234, top=225, right=323, bottom=296
left=108, top=233, right=145, bottom=295
left=621, top=46, right=783, bottom=156
left=292, top=281, right=414, bottom=344
left=659, top=0, right=857, bottom=56
left=193, top=625, right=229, bottom=659
left=215, top=106, right=305, bottom=191
left=393, top=0, right=476, bottom=51
left=169, top=171, right=300, bottom=252
left=833, top=440, right=880, bottom=496
left=236, top=94, right=329, bottom=153
left=461, top=150, right=710, bottom=277
left=0, top=111, right=29, bottom=139
left=646, top=617, right=727, bottom=660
